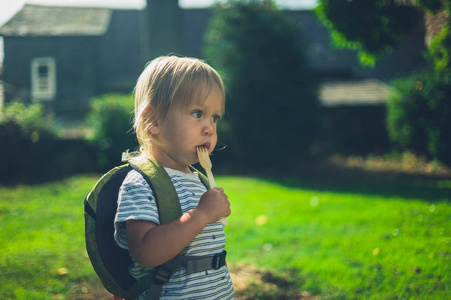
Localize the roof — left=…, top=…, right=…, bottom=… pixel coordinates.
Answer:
left=319, top=79, right=393, bottom=107
left=0, top=4, right=112, bottom=37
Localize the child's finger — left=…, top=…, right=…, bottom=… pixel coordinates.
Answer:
left=211, top=186, right=224, bottom=193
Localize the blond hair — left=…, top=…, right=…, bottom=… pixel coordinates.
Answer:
left=130, top=56, right=225, bottom=163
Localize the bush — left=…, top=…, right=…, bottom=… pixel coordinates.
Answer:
left=85, top=93, right=138, bottom=170
left=204, top=1, right=319, bottom=169
left=0, top=101, right=55, bottom=141
left=0, top=94, right=138, bottom=183
left=0, top=101, right=55, bottom=183
left=429, top=23, right=451, bottom=73
left=0, top=101, right=96, bottom=183
left=386, top=5, right=451, bottom=166
left=387, top=70, right=451, bottom=165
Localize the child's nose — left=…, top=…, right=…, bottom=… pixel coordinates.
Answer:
left=202, top=120, right=215, bottom=135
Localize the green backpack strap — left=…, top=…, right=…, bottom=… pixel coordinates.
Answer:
left=134, top=158, right=210, bottom=214
left=190, top=164, right=210, bottom=190
left=133, top=157, right=182, bottom=224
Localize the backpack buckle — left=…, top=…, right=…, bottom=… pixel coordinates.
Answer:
left=212, top=251, right=226, bottom=270
left=153, top=265, right=172, bottom=284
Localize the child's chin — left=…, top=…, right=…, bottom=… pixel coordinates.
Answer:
left=188, top=156, right=198, bottom=165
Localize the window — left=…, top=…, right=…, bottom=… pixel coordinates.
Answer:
left=31, top=57, right=56, bottom=100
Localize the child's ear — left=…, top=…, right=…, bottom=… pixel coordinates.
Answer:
left=142, top=105, right=160, bottom=135
left=149, top=121, right=160, bottom=135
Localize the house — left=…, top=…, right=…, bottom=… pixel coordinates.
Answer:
left=0, top=4, right=427, bottom=120
left=0, top=5, right=150, bottom=113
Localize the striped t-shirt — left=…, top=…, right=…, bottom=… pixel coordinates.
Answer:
left=114, top=168, right=234, bottom=300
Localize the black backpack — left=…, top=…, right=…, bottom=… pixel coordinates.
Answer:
left=84, top=157, right=225, bottom=299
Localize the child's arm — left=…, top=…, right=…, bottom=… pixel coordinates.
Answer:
left=126, top=187, right=230, bottom=268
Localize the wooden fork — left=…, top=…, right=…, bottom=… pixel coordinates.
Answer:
left=197, top=146, right=227, bottom=226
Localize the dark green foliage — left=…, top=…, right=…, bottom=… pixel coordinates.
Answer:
left=204, top=1, right=319, bottom=169
left=0, top=101, right=55, bottom=142
left=387, top=71, right=451, bottom=165
left=0, top=94, right=138, bottom=183
left=0, top=101, right=56, bottom=183
left=86, top=93, right=138, bottom=170
left=315, top=0, right=419, bottom=66
left=417, top=0, right=447, bottom=13
left=0, top=101, right=95, bottom=184
left=385, top=3, right=451, bottom=165
left=429, top=23, right=451, bottom=72
left=316, top=0, right=451, bottom=164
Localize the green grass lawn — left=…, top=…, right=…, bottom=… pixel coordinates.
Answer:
left=0, top=173, right=449, bottom=299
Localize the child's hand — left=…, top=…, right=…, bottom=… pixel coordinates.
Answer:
left=197, top=187, right=231, bottom=224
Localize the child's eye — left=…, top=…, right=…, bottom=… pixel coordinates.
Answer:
left=191, top=110, right=203, bottom=118
left=212, top=115, right=221, bottom=123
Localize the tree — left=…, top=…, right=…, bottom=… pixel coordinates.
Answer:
left=316, top=0, right=451, bottom=165
left=204, top=1, right=319, bottom=169
left=315, top=0, right=421, bottom=66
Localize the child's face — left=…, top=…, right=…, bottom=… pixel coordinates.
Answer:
left=151, top=84, right=223, bottom=172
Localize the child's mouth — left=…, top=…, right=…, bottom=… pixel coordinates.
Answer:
left=197, top=143, right=210, bottom=150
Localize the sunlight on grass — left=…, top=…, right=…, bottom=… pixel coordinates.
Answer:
left=0, top=176, right=99, bottom=299
left=218, top=176, right=451, bottom=298
left=0, top=174, right=449, bottom=299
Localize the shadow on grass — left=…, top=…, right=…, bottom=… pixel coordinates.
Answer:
left=217, top=159, right=451, bottom=203
left=74, top=264, right=321, bottom=300
left=288, top=171, right=450, bottom=204
left=230, top=264, right=320, bottom=300
left=296, top=163, right=451, bottom=203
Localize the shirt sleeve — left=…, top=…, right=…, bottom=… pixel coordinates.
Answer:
left=114, top=169, right=160, bottom=250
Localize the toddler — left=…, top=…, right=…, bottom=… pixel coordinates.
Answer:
left=114, top=56, right=234, bottom=299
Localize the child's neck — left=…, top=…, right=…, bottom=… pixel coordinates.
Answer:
left=150, top=152, right=192, bottom=174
